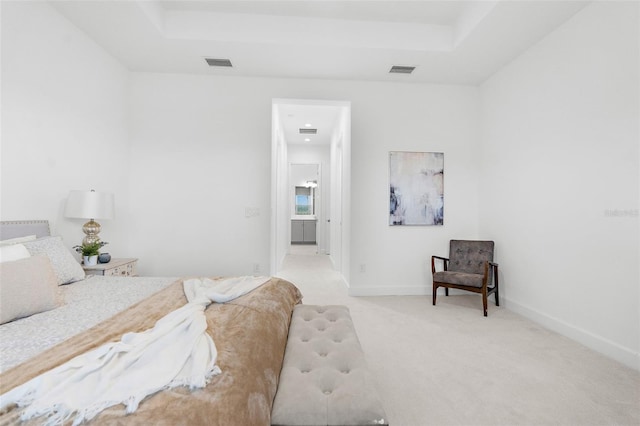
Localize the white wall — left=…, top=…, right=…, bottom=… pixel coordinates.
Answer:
left=271, top=104, right=289, bottom=273
left=128, top=74, right=275, bottom=277
left=329, top=108, right=350, bottom=276
left=0, top=1, right=130, bottom=256
left=349, top=84, right=481, bottom=294
left=479, top=1, right=639, bottom=369
left=128, top=73, right=480, bottom=289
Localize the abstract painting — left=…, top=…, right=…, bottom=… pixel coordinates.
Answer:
left=389, top=151, right=444, bottom=226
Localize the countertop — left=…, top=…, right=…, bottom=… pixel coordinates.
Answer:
left=291, top=216, right=317, bottom=221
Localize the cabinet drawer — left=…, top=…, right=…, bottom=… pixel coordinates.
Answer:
left=103, top=262, right=137, bottom=277
left=84, top=259, right=139, bottom=277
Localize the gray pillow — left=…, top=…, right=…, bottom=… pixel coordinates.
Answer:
left=24, top=236, right=85, bottom=285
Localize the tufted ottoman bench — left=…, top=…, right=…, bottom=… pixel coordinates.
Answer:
left=271, top=305, right=388, bottom=426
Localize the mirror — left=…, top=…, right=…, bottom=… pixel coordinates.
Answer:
left=291, top=164, right=319, bottom=218
left=295, top=184, right=316, bottom=215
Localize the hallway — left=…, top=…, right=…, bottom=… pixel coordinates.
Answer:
left=276, top=245, right=349, bottom=306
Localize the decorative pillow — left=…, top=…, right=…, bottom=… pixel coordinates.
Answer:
left=23, top=236, right=85, bottom=285
left=0, top=255, right=63, bottom=324
left=0, top=235, right=37, bottom=246
left=0, top=244, right=31, bottom=263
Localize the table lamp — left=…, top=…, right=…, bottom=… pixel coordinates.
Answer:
left=64, top=190, right=114, bottom=245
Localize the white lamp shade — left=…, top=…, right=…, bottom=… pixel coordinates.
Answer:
left=64, top=190, right=115, bottom=220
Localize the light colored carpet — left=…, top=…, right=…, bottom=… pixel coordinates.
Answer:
left=276, top=246, right=640, bottom=426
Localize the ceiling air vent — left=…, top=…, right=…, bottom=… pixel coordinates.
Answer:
left=299, top=128, right=318, bottom=134
left=205, top=58, right=233, bottom=67
left=389, top=65, right=415, bottom=74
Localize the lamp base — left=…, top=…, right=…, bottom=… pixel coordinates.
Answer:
left=82, top=219, right=101, bottom=245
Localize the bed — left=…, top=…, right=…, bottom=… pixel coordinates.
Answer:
left=0, top=220, right=302, bottom=425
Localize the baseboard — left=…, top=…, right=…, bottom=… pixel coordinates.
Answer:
left=348, top=287, right=470, bottom=297
left=505, top=297, right=639, bottom=371
left=348, top=286, right=429, bottom=296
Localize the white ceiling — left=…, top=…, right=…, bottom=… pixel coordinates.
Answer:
left=160, top=1, right=470, bottom=26
left=50, top=0, right=589, bottom=146
left=52, top=0, right=589, bottom=85
left=277, top=102, right=344, bottom=146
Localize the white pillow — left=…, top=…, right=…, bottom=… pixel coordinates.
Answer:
left=23, top=236, right=85, bottom=285
left=0, top=255, right=62, bottom=324
left=0, top=235, right=37, bottom=246
left=0, top=244, right=31, bottom=263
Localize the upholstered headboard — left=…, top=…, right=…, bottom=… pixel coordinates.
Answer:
left=0, top=220, right=51, bottom=240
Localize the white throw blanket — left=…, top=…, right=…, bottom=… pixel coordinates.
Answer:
left=0, top=276, right=270, bottom=426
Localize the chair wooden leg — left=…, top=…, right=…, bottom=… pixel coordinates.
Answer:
left=494, top=285, right=500, bottom=307
left=432, top=284, right=437, bottom=306
left=482, top=290, right=488, bottom=317
left=445, top=287, right=449, bottom=297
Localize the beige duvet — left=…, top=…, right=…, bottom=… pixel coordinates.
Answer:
left=0, top=277, right=302, bottom=425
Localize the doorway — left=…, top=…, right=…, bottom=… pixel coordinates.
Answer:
left=270, top=98, right=351, bottom=283
left=290, top=163, right=320, bottom=252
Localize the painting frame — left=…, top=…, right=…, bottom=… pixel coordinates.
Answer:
left=389, top=151, right=444, bottom=226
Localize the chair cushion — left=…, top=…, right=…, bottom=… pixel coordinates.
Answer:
left=448, top=240, right=494, bottom=275
left=433, top=271, right=484, bottom=288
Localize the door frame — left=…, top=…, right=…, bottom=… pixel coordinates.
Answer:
left=270, top=98, right=351, bottom=281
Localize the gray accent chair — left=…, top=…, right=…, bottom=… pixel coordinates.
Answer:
left=432, top=240, right=499, bottom=316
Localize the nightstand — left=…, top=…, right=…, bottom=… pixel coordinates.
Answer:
left=83, top=258, right=138, bottom=277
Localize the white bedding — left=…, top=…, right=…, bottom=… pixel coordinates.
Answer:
left=0, top=275, right=176, bottom=373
